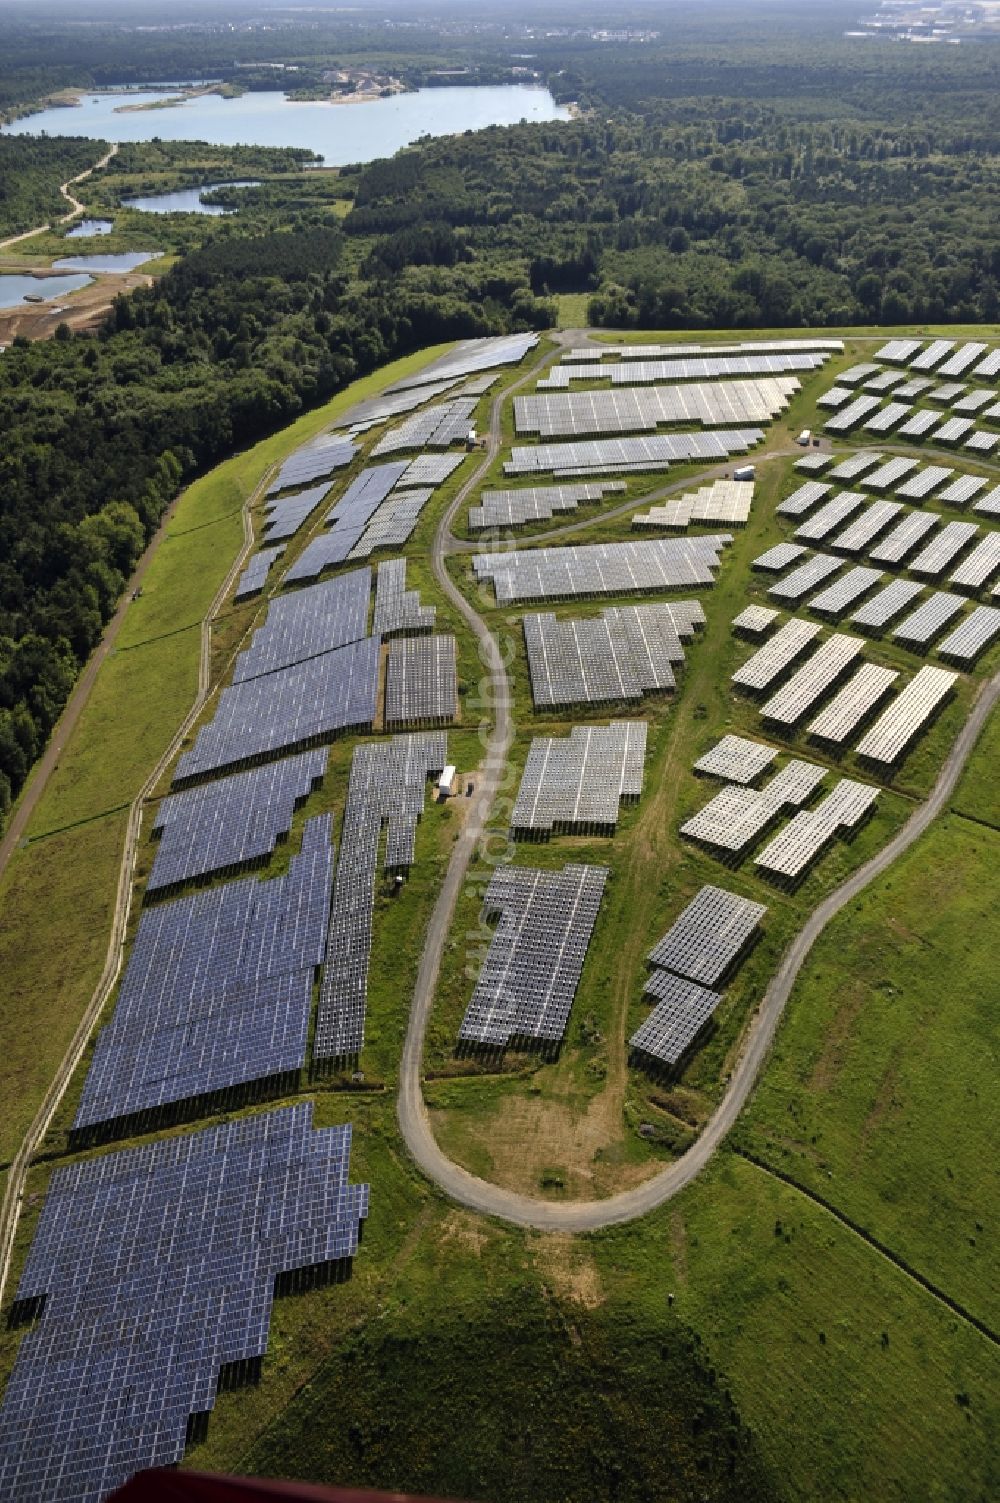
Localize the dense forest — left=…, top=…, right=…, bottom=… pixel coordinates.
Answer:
left=0, top=225, right=549, bottom=813
left=0, top=0, right=998, bottom=819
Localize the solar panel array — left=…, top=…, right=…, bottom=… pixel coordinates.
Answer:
left=936, top=474, right=987, bottom=509
left=74, top=815, right=334, bottom=1136
left=909, top=521, right=979, bottom=578
left=634, top=479, right=755, bottom=529
left=629, top=970, right=723, bottom=1071
left=838, top=363, right=882, bottom=386
left=266, top=435, right=357, bottom=496
left=760, top=635, right=864, bottom=726
left=523, top=602, right=705, bottom=708
left=175, top=636, right=381, bottom=784
left=896, top=409, right=939, bottom=439
left=817, top=385, right=851, bottom=410
left=755, top=779, right=880, bottom=881
left=934, top=416, right=974, bottom=444
left=893, top=591, right=965, bottom=647
left=752, top=541, right=808, bottom=571
left=372, top=557, right=435, bottom=637
left=0, top=1104, right=367, bottom=1503
left=347, top=486, right=434, bottom=559
left=538, top=351, right=830, bottom=389
left=732, top=603, right=779, bottom=635
left=937, top=604, right=1000, bottom=664
left=830, top=499, right=902, bottom=553
left=510, top=721, right=647, bottom=837
left=911, top=338, right=954, bottom=371
left=876, top=338, right=924, bottom=363
left=849, top=577, right=925, bottom=630
left=863, top=369, right=907, bottom=393
left=263, top=481, right=333, bottom=543
left=855, top=665, right=959, bottom=762
left=472, top=535, right=729, bottom=605
left=469, top=482, right=625, bottom=531
left=284, top=462, right=430, bottom=582
left=234, top=544, right=285, bottom=602
left=806, top=663, right=900, bottom=743
left=502, top=428, right=764, bottom=478
left=794, top=491, right=865, bottom=541
left=897, top=465, right=953, bottom=500
left=972, top=348, right=1000, bottom=378
left=315, top=733, right=445, bottom=1062
left=389, top=333, right=538, bottom=391
left=775, top=480, right=831, bottom=517
left=693, top=734, right=778, bottom=784
left=860, top=457, right=918, bottom=491
left=938, top=341, right=987, bottom=377
left=869, top=510, right=938, bottom=565
left=384, top=634, right=458, bottom=728
left=234, top=568, right=371, bottom=683
left=340, top=376, right=464, bottom=432
left=457, top=863, right=608, bottom=1050
left=371, top=398, right=478, bottom=455
left=769, top=553, right=844, bottom=602
left=807, top=565, right=882, bottom=617
left=953, top=388, right=998, bottom=415
left=148, top=748, right=327, bottom=894
left=965, top=431, right=999, bottom=455
left=828, top=451, right=883, bottom=482
left=895, top=376, right=935, bottom=399
left=795, top=451, right=832, bottom=473
left=824, top=394, right=882, bottom=432
left=514, top=378, right=800, bottom=439
left=974, top=487, right=1000, bottom=519
left=948, top=533, right=1000, bottom=592
left=569, top=338, right=843, bottom=361
left=681, top=760, right=827, bottom=854
left=400, top=452, right=465, bottom=486
left=648, top=885, right=767, bottom=986
left=863, top=401, right=912, bottom=434
left=733, top=617, right=821, bottom=690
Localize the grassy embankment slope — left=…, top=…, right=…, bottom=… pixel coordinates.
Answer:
left=0, top=342, right=453, bottom=1170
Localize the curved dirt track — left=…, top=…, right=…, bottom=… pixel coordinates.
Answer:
left=398, top=338, right=1000, bottom=1231
left=0, top=143, right=118, bottom=251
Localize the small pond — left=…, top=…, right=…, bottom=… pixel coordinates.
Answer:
left=122, top=180, right=260, bottom=215
left=51, top=252, right=160, bottom=273
left=0, top=273, right=93, bottom=309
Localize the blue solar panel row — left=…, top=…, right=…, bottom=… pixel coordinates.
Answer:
left=263, top=481, right=335, bottom=544
left=174, top=636, right=381, bottom=785
left=314, top=733, right=446, bottom=1062
left=74, top=814, right=334, bottom=1134
left=234, top=544, right=285, bottom=602
left=148, top=748, right=327, bottom=893
left=0, top=1102, right=368, bottom=1503
left=233, top=567, right=371, bottom=683
left=266, top=434, right=357, bottom=496
left=283, top=463, right=408, bottom=584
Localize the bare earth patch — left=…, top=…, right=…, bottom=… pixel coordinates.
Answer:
left=533, top=1233, right=604, bottom=1309
left=438, top=1209, right=489, bottom=1258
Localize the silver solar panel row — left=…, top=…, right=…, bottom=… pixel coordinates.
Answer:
left=827, top=451, right=883, bottom=482
left=733, top=617, right=821, bottom=690
left=860, top=457, right=918, bottom=491
left=755, top=779, right=880, bottom=880
left=973, top=486, right=1000, bottom=518
left=372, top=556, right=436, bottom=637
left=502, top=427, right=764, bottom=477
left=389, top=333, right=538, bottom=391
left=752, top=541, right=808, bottom=571
left=693, top=734, right=778, bottom=784
left=893, top=591, right=965, bottom=647
left=458, top=863, right=609, bottom=1049
left=775, top=480, right=831, bottom=518
left=937, top=341, right=987, bottom=378
left=769, top=553, right=843, bottom=602
left=384, top=634, right=458, bottom=727
left=473, top=535, right=730, bottom=605
left=759, top=635, right=864, bottom=726
left=934, top=416, right=974, bottom=444
left=869, top=510, right=938, bottom=565
left=263, top=481, right=333, bottom=543
left=806, top=663, right=899, bottom=742
left=855, top=665, right=958, bottom=762
left=971, top=348, right=1000, bottom=378
left=510, top=721, right=647, bottom=836
left=863, top=369, right=907, bottom=392
left=630, top=971, right=723, bottom=1070
left=371, top=397, right=478, bottom=455
left=634, top=479, right=754, bottom=529
left=824, top=394, right=882, bottom=432
left=266, top=434, right=356, bottom=496
left=681, top=760, right=826, bottom=854
left=514, top=378, right=800, bottom=438
left=875, top=338, right=924, bottom=363
left=911, top=338, right=955, bottom=371
left=314, top=733, right=446, bottom=1060
left=937, top=605, right=1000, bottom=663
left=952, top=388, right=997, bottom=415
left=234, top=568, right=371, bottom=682
left=469, top=482, right=625, bottom=531
left=732, top=604, right=779, bottom=635
left=908, top=521, right=979, bottom=578
left=937, top=474, right=987, bottom=507
left=808, top=566, right=882, bottom=617
left=897, top=465, right=953, bottom=500
left=538, top=351, right=827, bottom=388
left=523, top=602, right=704, bottom=709
left=648, top=885, right=767, bottom=987
left=830, top=499, right=902, bottom=553
left=948, top=533, right=1000, bottom=591
left=793, top=490, right=865, bottom=541
left=849, top=577, right=925, bottom=630
left=863, top=401, right=912, bottom=433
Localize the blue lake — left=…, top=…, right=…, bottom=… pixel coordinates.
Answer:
left=52, top=252, right=159, bottom=273
left=0, top=273, right=93, bottom=309
left=66, top=219, right=114, bottom=237
left=122, top=181, right=260, bottom=215
left=4, top=84, right=570, bottom=166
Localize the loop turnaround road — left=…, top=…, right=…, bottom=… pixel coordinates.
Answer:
left=398, top=336, right=1000, bottom=1232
